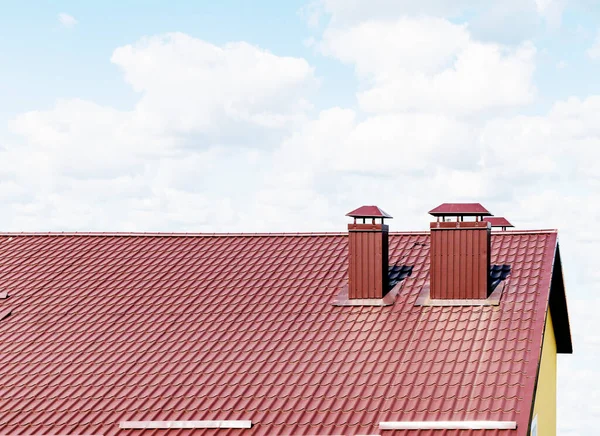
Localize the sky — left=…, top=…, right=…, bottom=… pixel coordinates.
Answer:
left=0, top=0, right=599, bottom=433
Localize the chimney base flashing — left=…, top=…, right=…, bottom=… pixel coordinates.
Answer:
left=415, top=282, right=505, bottom=307
left=332, top=282, right=402, bottom=307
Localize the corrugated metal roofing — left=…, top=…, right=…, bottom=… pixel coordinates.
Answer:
left=0, top=230, right=564, bottom=436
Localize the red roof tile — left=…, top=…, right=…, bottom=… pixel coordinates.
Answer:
left=0, top=230, right=567, bottom=435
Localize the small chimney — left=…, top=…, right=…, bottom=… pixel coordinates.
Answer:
left=429, top=203, right=492, bottom=300
left=346, top=206, right=392, bottom=300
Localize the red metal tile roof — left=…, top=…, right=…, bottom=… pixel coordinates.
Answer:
left=346, top=205, right=393, bottom=218
left=0, top=230, right=565, bottom=436
left=429, top=203, right=492, bottom=216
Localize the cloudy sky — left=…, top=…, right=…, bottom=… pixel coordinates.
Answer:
left=1, top=0, right=598, bottom=433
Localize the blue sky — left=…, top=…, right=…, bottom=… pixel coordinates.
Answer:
left=1, top=2, right=600, bottom=433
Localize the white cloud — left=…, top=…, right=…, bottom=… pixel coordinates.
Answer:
left=557, top=297, right=600, bottom=435
left=58, top=13, right=77, bottom=28
left=320, top=18, right=471, bottom=77
left=275, top=108, right=477, bottom=175
left=257, top=94, right=600, bottom=225
left=1, top=33, right=316, bottom=232
left=320, top=17, right=536, bottom=114
left=111, top=33, right=316, bottom=137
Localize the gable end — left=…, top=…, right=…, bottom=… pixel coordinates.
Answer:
left=549, top=244, right=572, bottom=354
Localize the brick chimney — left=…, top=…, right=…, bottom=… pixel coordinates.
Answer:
left=346, top=206, right=392, bottom=300
left=429, top=203, right=492, bottom=300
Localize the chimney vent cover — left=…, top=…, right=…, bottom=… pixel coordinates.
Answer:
left=346, top=205, right=392, bottom=219
left=483, top=217, right=514, bottom=228
left=429, top=203, right=491, bottom=217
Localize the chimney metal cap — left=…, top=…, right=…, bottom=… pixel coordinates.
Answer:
left=346, top=205, right=393, bottom=219
left=483, top=217, right=514, bottom=228
left=429, top=203, right=491, bottom=217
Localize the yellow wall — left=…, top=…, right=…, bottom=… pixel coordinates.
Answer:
left=531, top=308, right=557, bottom=436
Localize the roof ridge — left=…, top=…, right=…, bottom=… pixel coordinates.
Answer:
left=0, top=229, right=557, bottom=237
left=0, top=231, right=348, bottom=237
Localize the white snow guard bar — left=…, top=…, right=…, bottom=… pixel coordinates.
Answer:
left=119, top=420, right=252, bottom=429
left=380, top=421, right=517, bottom=430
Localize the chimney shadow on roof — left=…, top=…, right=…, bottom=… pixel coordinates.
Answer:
left=388, top=264, right=413, bottom=291
left=490, top=264, right=511, bottom=291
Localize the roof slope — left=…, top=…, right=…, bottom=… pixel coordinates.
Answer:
left=0, top=231, right=559, bottom=436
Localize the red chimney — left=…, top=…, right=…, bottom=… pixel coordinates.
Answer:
left=429, top=203, right=492, bottom=300
left=346, top=206, right=392, bottom=300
